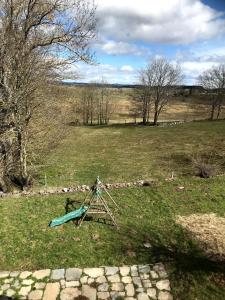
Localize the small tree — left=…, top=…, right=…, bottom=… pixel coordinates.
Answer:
left=140, top=58, right=182, bottom=125
left=198, top=64, right=225, bottom=120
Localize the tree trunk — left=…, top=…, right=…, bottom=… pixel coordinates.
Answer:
left=153, top=110, right=158, bottom=126
left=17, top=128, right=30, bottom=189
left=210, top=101, right=216, bottom=120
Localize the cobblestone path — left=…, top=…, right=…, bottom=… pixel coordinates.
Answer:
left=0, top=264, right=173, bottom=300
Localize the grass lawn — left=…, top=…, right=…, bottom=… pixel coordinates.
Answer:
left=1, top=120, right=225, bottom=299
left=1, top=178, right=225, bottom=299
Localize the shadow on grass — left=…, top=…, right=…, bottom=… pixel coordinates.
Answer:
left=116, top=188, right=225, bottom=299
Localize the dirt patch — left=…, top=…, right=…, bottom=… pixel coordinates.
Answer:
left=176, top=213, right=225, bottom=261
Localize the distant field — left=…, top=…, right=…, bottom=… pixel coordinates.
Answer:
left=46, top=84, right=225, bottom=124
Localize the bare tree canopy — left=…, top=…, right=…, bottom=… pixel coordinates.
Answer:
left=0, top=0, right=96, bottom=191
left=140, top=58, right=182, bottom=125
left=198, top=64, right=225, bottom=120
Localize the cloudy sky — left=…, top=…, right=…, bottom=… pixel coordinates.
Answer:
left=76, top=0, right=225, bottom=85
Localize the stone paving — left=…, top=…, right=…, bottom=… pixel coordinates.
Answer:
left=0, top=264, right=173, bottom=300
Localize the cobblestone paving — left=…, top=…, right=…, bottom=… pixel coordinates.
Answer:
left=0, top=264, right=173, bottom=300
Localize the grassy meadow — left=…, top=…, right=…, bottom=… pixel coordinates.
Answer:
left=1, top=85, right=225, bottom=299
left=35, top=120, right=225, bottom=188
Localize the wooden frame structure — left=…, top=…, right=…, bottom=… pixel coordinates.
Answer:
left=78, top=177, right=119, bottom=228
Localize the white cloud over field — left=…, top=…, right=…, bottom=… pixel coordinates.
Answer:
left=97, top=0, right=225, bottom=45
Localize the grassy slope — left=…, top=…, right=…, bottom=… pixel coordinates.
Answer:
left=37, top=121, right=225, bottom=188
left=1, top=120, right=225, bottom=299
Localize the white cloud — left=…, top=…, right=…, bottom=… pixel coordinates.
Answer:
left=70, top=63, right=138, bottom=84
left=96, top=0, right=225, bottom=44
left=120, top=65, right=134, bottom=72
left=96, top=40, right=151, bottom=56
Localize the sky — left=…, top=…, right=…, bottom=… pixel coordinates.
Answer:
left=74, top=0, right=225, bottom=85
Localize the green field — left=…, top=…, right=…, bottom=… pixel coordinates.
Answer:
left=36, top=120, right=225, bottom=188
left=1, top=120, right=225, bottom=299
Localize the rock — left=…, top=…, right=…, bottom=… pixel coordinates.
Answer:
left=111, top=291, right=125, bottom=300
left=156, top=280, right=170, bottom=291
left=43, top=283, right=60, bottom=300
left=19, top=286, right=32, bottom=297
left=33, top=269, right=51, bottom=280
left=80, top=276, right=88, bottom=284
left=125, top=283, right=135, bottom=296
left=122, top=276, right=132, bottom=284
left=111, top=283, right=124, bottom=292
left=0, top=271, right=10, bottom=278
left=152, top=263, right=168, bottom=279
left=60, top=280, right=66, bottom=289
left=125, top=298, right=136, bottom=300
left=88, top=277, right=95, bottom=284
left=28, top=290, right=43, bottom=300
left=132, top=277, right=142, bottom=287
left=10, top=271, right=19, bottom=277
left=143, top=242, right=152, bottom=249
left=65, top=281, right=80, bottom=287
left=63, top=188, right=69, bottom=192
left=97, top=292, right=110, bottom=299
left=12, top=279, right=20, bottom=288
left=4, top=278, right=13, bottom=283
left=20, top=271, right=32, bottom=279
left=140, top=274, right=149, bottom=280
left=142, top=280, right=152, bottom=288
left=139, top=265, right=150, bottom=274
left=92, top=234, right=100, bottom=240
left=137, top=288, right=144, bottom=293
left=98, top=283, right=109, bottom=292
left=51, top=269, right=65, bottom=280
left=158, top=291, right=173, bottom=300
left=131, top=265, right=138, bottom=276
left=82, top=284, right=97, bottom=300
left=84, top=268, right=104, bottom=278
left=6, top=289, right=16, bottom=297
left=147, top=288, right=157, bottom=299
left=120, top=266, right=130, bottom=276
left=137, top=293, right=149, bottom=300
left=105, top=266, right=119, bottom=276
left=2, top=284, right=10, bottom=291
left=22, top=279, right=34, bottom=285
left=96, top=276, right=107, bottom=283
left=150, top=271, right=158, bottom=279
left=60, top=288, right=81, bottom=300
left=107, top=274, right=120, bottom=283
left=34, top=282, right=46, bottom=289
left=66, top=268, right=82, bottom=281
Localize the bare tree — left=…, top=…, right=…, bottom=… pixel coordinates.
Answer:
left=0, top=0, right=96, bottom=191
left=198, top=64, right=225, bottom=120
left=78, top=80, right=113, bottom=125
left=130, top=86, right=151, bottom=125
left=140, top=58, right=182, bottom=125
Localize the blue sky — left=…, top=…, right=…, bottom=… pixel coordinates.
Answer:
left=74, top=0, right=225, bottom=85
